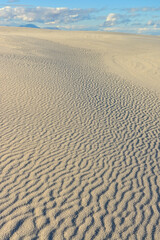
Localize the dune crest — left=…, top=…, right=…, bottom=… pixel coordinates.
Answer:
left=0, top=27, right=160, bottom=239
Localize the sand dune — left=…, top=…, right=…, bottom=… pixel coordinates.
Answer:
left=0, top=27, right=160, bottom=239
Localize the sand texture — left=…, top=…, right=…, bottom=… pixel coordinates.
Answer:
left=0, top=27, right=160, bottom=239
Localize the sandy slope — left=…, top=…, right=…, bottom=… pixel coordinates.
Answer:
left=0, top=27, right=160, bottom=240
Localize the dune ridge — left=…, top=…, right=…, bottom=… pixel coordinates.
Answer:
left=0, top=27, right=160, bottom=239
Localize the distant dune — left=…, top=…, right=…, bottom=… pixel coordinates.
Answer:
left=0, top=27, right=160, bottom=240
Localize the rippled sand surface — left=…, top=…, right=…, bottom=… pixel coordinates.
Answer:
left=0, top=27, right=160, bottom=240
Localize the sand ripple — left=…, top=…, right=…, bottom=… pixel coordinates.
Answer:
left=0, top=29, right=160, bottom=239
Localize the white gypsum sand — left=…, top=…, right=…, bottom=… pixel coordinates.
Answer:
left=0, top=27, right=160, bottom=239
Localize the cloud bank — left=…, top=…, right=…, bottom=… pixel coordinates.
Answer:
left=0, top=6, right=96, bottom=24
left=103, top=9, right=160, bottom=35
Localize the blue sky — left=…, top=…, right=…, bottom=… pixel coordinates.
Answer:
left=0, top=0, right=160, bottom=34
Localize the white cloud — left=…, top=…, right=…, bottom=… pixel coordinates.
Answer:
left=147, top=20, right=153, bottom=26
left=106, top=13, right=118, bottom=25
left=0, top=6, right=96, bottom=24
left=104, top=13, right=130, bottom=27
left=147, top=20, right=160, bottom=28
